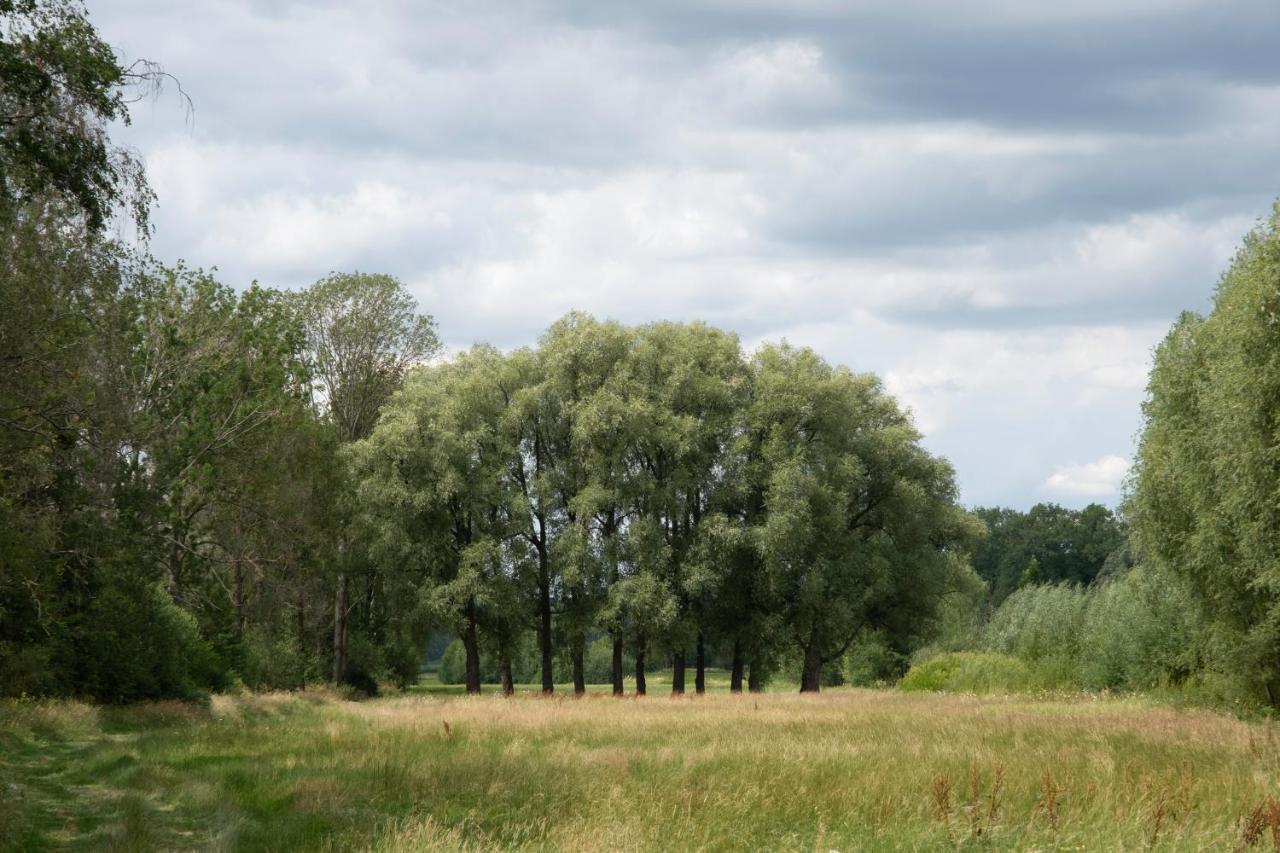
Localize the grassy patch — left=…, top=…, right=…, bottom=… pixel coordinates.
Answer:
left=3, top=681, right=1280, bottom=850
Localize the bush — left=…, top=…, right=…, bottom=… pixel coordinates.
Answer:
left=899, top=652, right=1036, bottom=693
left=912, top=567, right=1233, bottom=702
left=383, top=635, right=425, bottom=689
left=78, top=580, right=223, bottom=703
left=844, top=629, right=906, bottom=686
left=982, top=583, right=1087, bottom=664
left=239, top=627, right=308, bottom=691
left=438, top=638, right=467, bottom=685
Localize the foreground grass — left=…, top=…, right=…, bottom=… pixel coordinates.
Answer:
left=3, top=685, right=1280, bottom=851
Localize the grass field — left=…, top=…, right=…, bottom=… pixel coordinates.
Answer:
left=4, top=677, right=1280, bottom=852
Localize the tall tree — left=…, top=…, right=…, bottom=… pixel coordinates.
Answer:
left=1131, top=204, right=1280, bottom=706
left=297, top=271, right=439, bottom=684
left=747, top=344, right=975, bottom=692
left=971, top=503, right=1126, bottom=604
left=352, top=346, right=522, bottom=695
left=618, top=321, right=745, bottom=694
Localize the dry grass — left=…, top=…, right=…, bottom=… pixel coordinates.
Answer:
left=3, top=688, right=1280, bottom=850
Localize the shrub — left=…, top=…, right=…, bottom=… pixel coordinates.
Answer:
left=899, top=652, right=1035, bottom=693
left=78, top=580, right=222, bottom=703
left=239, top=627, right=308, bottom=691
left=844, top=629, right=907, bottom=686
left=982, top=583, right=1087, bottom=664
left=438, top=639, right=466, bottom=685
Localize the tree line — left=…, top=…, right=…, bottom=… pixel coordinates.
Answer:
left=1, top=1, right=981, bottom=700
left=9, top=0, right=1280, bottom=709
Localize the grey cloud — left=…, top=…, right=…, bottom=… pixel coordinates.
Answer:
left=89, top=0, right=1280, bottom=508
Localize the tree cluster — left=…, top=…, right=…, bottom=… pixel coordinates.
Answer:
left=350, top=317, right=980, bottom=695
left=970, top=503, right=1126, bottom=605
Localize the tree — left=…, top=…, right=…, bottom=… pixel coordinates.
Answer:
left=351, top=347, right=523, bottom=695
left=297, top=271, right=438, bottom=684
left=1131, top=203, right=1280, bottom=706
left=971, top=503, right=1125, bottom=604
left=614, top=321, right=746, bottom=694
left=746, top=344, right=976, bottom=692
left=0, top=0, right=183, bottom=232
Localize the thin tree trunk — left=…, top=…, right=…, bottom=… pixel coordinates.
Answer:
left=672, top=649, right=686, bottom=695
left=499, top=657, right=514, bottom=697
left=538, top=544, right=554, bottom=694
left=730, top=639, right=744, bottom=693
left=463, top=608, right=482, bottom=695
left=635, top=633, right=647, bottom=696
left=611, top=630, right=624, bottom=696
left=332, top=572, right=349, bottom=684
left=748, top=659, right=764, bottom=693
left=695, top=632, right=706, bottom=695
left=800, top=632, right=823, bottom=693
left=572, top=633, right=586, bottom=695
left=296, top=586, right=306, bottom=644
left=232, top=556, right=246, bottom=637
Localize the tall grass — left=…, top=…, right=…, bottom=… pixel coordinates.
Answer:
left=4, top=686, right=1280, bottom=850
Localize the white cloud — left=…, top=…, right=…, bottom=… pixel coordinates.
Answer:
left=1043, top=455, right=1131, bottom=498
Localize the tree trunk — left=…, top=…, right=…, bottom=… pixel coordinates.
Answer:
left=671, top=649, right=686, bottom=695
left=800, top=634, right=823, bottom=693
left=538, top=548, right=554, bottom=694
left=332, top=572, right=349, bottom=684
left=296, top=585, right=307, bottom=690
left=748, top=659, right=764, bottom=693
left=232, top=556, right=246, bottom=637
left=572, top=633, right=586, bottom=696
left=499, top=657, right=514, bottom=697
left=611, top=631, right=624, bottom=696
left=730, top=639, right=744, bottom=693
left=635, top=633, right=647, bottom=696
left=463, top=609, right=482, bottom=695
left=695, top=632, right=706, bottom=695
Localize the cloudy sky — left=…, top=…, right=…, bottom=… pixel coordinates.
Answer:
left=95, top=0, right=1280, bottom=509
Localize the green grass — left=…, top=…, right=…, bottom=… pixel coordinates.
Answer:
left=409, top=668, right=737, bottom=696
left=3, top=677, right=1280, bottom=851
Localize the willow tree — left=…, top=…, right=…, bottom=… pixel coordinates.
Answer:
left=1131, top=205, right=1280, bottom=706
left=351, top=347, right=517, bottom=694
left=747, top=344, right=974, bottom=692
left=617, top=321, right=746, bottom=694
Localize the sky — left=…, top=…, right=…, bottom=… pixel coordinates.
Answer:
left=93, top=0, right=1280, bottom=509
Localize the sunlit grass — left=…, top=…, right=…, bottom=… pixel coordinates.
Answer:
left=3, top=679, right=1279, bottom=851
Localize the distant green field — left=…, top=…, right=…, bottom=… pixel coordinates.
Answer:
left=4, top=679, right=1279, bottom=851
left=409, top=668, right=740, bottom=696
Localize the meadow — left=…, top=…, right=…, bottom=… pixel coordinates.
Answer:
left=4, top=677, right=1280, bottom=852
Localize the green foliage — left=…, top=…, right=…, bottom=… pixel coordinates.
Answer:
left=918, top=565, right=1242, bottom=702
left=971, top=503, right=1125, bottom=604
left=437, top=639, right=467, bottom=686
left=238, top=628, right=309, bottom=692
left=899, top=652, right=1036, bottom=693
left=842, top=630, right=906, bottom=686
left=77, top=580, right=222, bottom=703
left=983, top=583, right=1088, bottom=666
left=1131, top=203, right=1280, bottom=705
left=0, top=0, right=163, bottom=230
